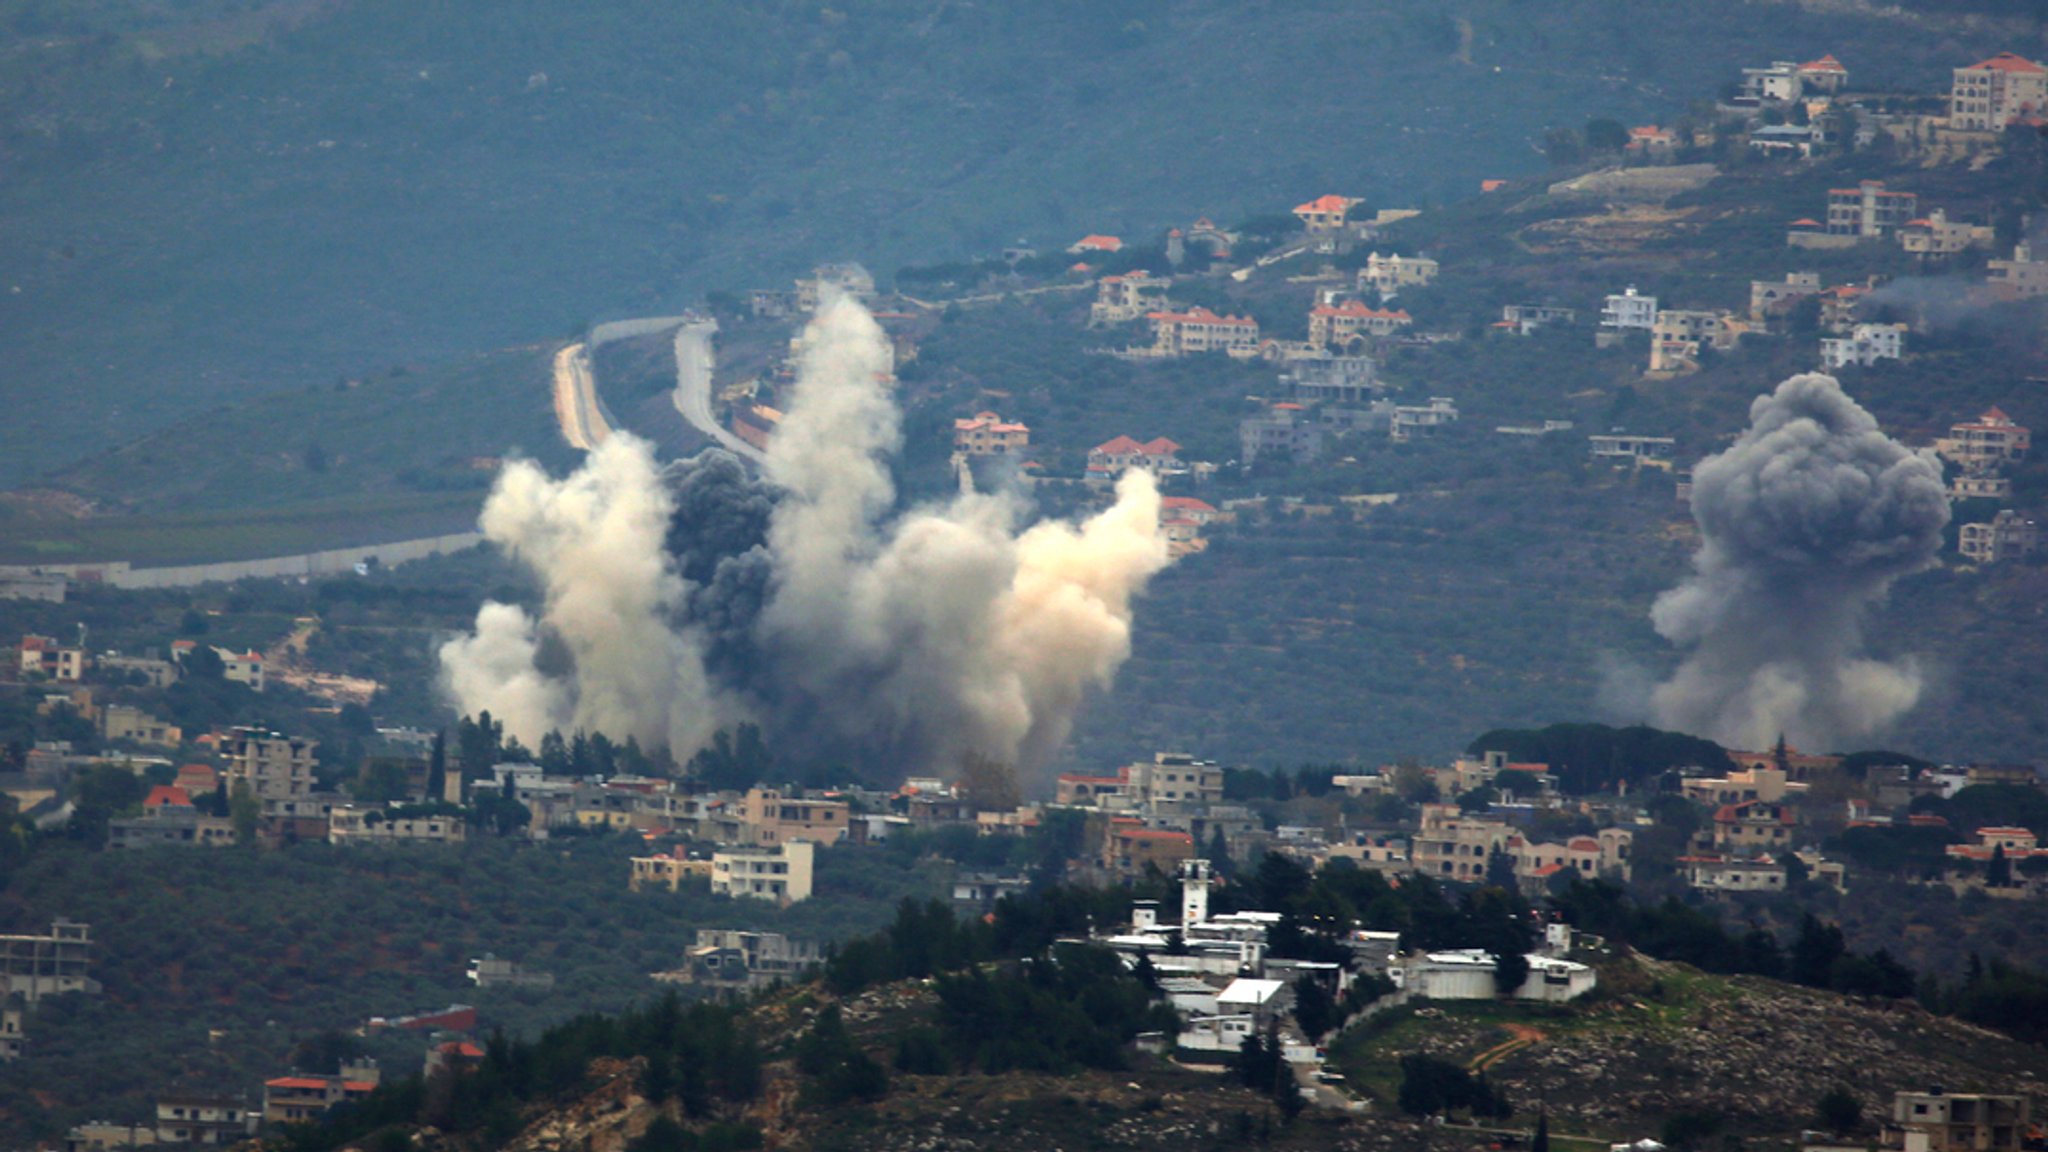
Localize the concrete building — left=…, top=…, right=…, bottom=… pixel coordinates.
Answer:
left=95, top=654, right=179, bottom=689
left=1308, top=300, right=1412, bottom=349
left=1389, top=397, right=1459, bottom=443
left=19, top=635, right=86, bottom=682
left=0, top=919, right=95, bottom=1002
left=1589, top=434, right=1676, bottom=464
left=1600, top=287, right=1658, bottom=331
left=1936, top=408, right=2031, bottom=471
left=467, top=954, right=555, bottom=990
left=224, top=728, right=317, bottom=803
left=1090, top=271, right=1172, bottom=325
left=1087, top=435, right=1183, bottom=478
left=1750, top=271, right=1822, bottom=322
left=630, top=850, right=714, bottom=892
left=1988, top=237, right=2048, bottom=300
left=794, top=263, right=876, bottom=311
left=152, top=1095, right=258, bottom=1145
left=1707, top=802, right=1798, bottom=854
left=1281, top=355, right=1379, bottom=402
left=1959, top=510, right=2042, bottom=565
left=1293, top=194, right=1363, bottom=233
left=1101, top=821, right=1195, bottom=878
left=1887, top=1091, right=2028, bottom=1152
left=711, top=839, right=815, bottom=905
left=1499, top=304, right=1577, bottom=335
left=1827, top=181, right=1918, bottom=239
left=1681, top=765, right=1808, bottom=806
left=1359, top=252, right=1439, bottom=296
left=261, top=1063, right=380, bottom=1126
left=952, top=412, right=1030, bottom=457
left=100, top=705, right=181, bottom=748
left=1949, top=53, right=2048, bottom=132
left=1821, top=323, right=1905, bottom=368
left=327, top=805, right=466, bottom=845
left=738, top=787, right=850, bottom=846
left=1899, top=210, right=1995, bottom=256
left=109, top=802, right=236, bottom=850
left=1682, top=855, right=1788, bottom=892
left=1240, top=404, right=1321, bottom=465
left=1145, top=306, right=1260, bottom=356
left=658, top=929, right=821, bottom=992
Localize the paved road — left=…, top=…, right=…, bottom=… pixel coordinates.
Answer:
left=670, top=318, right=764, bottom=464
left=552, top=342, right=612, bottom=450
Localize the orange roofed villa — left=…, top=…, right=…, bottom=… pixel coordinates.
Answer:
left=1133, top=306, right=1260, bottom=359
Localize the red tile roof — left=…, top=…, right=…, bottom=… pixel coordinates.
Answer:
left=145, top=785, right=194, bottom=810
left=1073, top=234, right=1124, bottom=251
left=1162, top=497, right=1217, bottom=514
left=1800, top=54, right=1847, bottom=72
left=1294, top=194, right=1359, bottom=216
left=1966, top=52, right=2046, bottom=74
left=1146, top=306, right=1256, bottom=327
left=1093, top=435, right=1146, bottom=456
left=265, top=1077, right=335, bottom=1091
left=1139, top=437, right=1181, bottom=455
left=1311, top=301, right=1412, bottom=321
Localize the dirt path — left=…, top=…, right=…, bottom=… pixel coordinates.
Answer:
left=1468, top=1023, right=1545, bottom=1073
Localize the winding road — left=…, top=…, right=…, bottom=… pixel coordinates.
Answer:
left=551, top=342, right=612, bottom=450
left=671, top=317, right=764, bottom=464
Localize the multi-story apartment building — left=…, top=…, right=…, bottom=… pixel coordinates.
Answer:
left=224, top=727, right=318, bottom=802
left=1960, top=510, right=2042, bottom=565
left=738, top=787, right=849, bottom=846
left=153, top=1095, right=259, bottom=1145
left=1949, top=53, right=2047, bottom=132
left=1936, top=407, right=2031, bottom=471
left=1358, top=252, right=1439, bottom=296
left=1887, top=1091, right=2029, bottom=1152
left=1600, top=286, right=1658, bottom=330
left=1820, top=322, right=1906, bottom=368
left=0, top=919, right=95, bottom=1002
left=711, top=840, right=815, bottom=905
left=952, top=412, right=1031, bottom=457
left=1089, top=271, right=1172, bottom=325
left=1308, top=301, right=1412, bottom=348
left=327, top=805, right=467, bottom=845
left=1145, top=306, right=1260, bottom=356
left=1826, top=181, right=1918, bottom=238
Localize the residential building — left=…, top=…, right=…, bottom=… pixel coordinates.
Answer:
left=1649, top=308, right=1735, bottom=371
left=1090, top=271, right=1171, bottom=325
left=1398, top=949, right=1500, bottom=1000
left=0, top=572, right=65, bottom=602
left=1898, top=209, right=1995, bottom=256
left=99, top=705, right=181, bottom=748
left=1145, top=306, right=1260, bottom=356
left=261, top=1063, right=381, bottom=1126
left=19, top=636, right=86, bottom=682
left=1951, top=474, right=2012, bottom=501
left=1101, top=822, right=1195, bottom=878
left=224, top=728, right=317, bottom=803
left=1945, top=826, right=2048, bottom=866
left=1087, top=435, right=1183, bottom=478
left=1600, top=287, right=1658, bottom=330
left=467, top=954, right=555, bottom=990
left=108, top=793, right=236, bottom=849
left=1240, top=404, right=1321, bottom=464
left=153, top=1095, right=258, bottom=1145
left=1055, top=772, right=1128, bottom=808
left=1498, top=304, right=1577, bottom=335
left=1, top=1005, right=21, bottom=1061
left=0, top=919, right=94, bottom=1002
left=328, top=805, right=467, bottom=845
left=1949, top=53, right=2048, bottom=132
left=1750, top=271, right=1822, bottom=321
left=1589, top=434, right=1676, bottom=464
left=1293, top=194, right=1363, bottom=233
left=1739, top=58, right=1847, bottom=104
left=1798, top=54, right=1850, bottom=93
left=656, top=929, right=821, bottom=991
left=1886, top=1091, right=2028, bottom=1152
left=630, top=850, right=714, bottom=892
left=1682, top=855, right=1788, bottom=893
left=1624, top=125, right=1677, bottom=158
left=1935, top=408, right=2031, bottom=470
left=1959, top=510, right=2042, bottom=564
left=793, top=262, right=876, bottom=311
left=1389, top=397, right=1458, bottom=442
left=738, top=786, right=849, bottom=846
left=710, top=839, right=816, bottom=905
left=1281, top=355, right=1379, bottom=401
left=1359, top=252, right=1439, bottom=296
left=1307, top=300, right=1412, bottom=349
left=1707, top=801, right=1797, bottom=854
left=952, top=412, right=1030, bottom=457
left=1067, top=234, right=1124, bottom=256
left=95, top=654, right=179, bottom=688
left=1988, top=237, right=2048, bottom=300
left=1820, top=323, right=1906, bottom=369
left=950, top=872, right=1032, bottom=913
left=1826, top=181, right=1918, bottom=238
left=1680, top=765, right=1808, bottom=806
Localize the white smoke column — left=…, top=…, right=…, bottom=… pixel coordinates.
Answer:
left=760, top=295, right=1172, bottom=777
left=1649, top=373, right=1950, bottom=750
left=439, top=433, right=727, bottom=755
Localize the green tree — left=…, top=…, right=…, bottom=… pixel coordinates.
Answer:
left=1987, top=844, right=2013, bottom=888
left=426, top=731, right=448, bottom=804
left=1291, top=974, right=1339, bottom=1041
left=1533, top=1110, right=1550, bottom=1152
left=1584, top=118, right=1630, bottom=153
left=1816, top=1085, right=1862, bottom=1136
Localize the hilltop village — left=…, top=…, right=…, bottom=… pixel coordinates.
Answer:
left=1, top=36, right=2047, bottom=1152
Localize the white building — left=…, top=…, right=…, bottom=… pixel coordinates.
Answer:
left=1397, top=949, right=1499, bottom=1000
left=1820, top=323, right=1904, bottom=368
left=1601, top=287, right=1659, bottom=331
left=711, top=839, right=816, bottom=905
left=1950, top=53, right=2048, bottom=133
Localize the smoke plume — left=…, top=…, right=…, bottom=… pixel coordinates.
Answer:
left=439, top=434, right=731, bottom=755
left=1648, top=373, right=1949, bottom=750
left=442, top=295, right=1173, bottom=783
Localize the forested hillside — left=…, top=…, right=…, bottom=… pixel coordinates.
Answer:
left=1, top=0, right=2040, bottom=483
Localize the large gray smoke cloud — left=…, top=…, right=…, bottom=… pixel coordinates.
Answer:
left=1648, top=373, right=1950, bottom=750
left=441, top=296, right=1172, bottom=783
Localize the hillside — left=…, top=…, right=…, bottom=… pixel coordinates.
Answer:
left=284, top=952, right=2048, bottom=1152
left=3, top=0, right=2042, bottom=485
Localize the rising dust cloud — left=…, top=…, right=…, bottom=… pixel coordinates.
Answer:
left=1645, top=372, right=1950, bottom=751
left=440, top=296, right=1172, bottom=783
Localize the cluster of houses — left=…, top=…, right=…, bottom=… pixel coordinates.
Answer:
left=1938, top=407, right=2039, bottom=565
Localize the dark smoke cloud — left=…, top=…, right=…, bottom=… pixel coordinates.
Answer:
left=1649, top=373, right=1950, bottom=750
